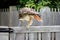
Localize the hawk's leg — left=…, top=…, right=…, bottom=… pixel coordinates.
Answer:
left=26, top=17, right=33, bottom=29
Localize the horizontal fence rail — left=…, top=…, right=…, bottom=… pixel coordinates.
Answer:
left=10, top=26, right=60, bottom=40
left=10, top=26, right=60, bottom=33
left=0, top=26, right=60, bottom=40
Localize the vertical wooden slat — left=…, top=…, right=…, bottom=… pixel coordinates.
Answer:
left=42, top=32, right=51, bottom=40
left=9, top=6, right=19, bottom=26
left=54, top=8, right=58, bottom=25
left=38, top=32, right=41, bottom=40
left=53, top=12, right=55, bottom=25
left=6, top=8, right=9, bottom=26
left=0, top=12, right=1, bottom=26
left=14, top=33, right=25, bottom=40
left=1, top=8, right=9, bottom=26
left=54, top=12, right=58, bottom=25
left=55, top=8, right=56, bottom=12
left=25, top=33, right=29, bottom=40
left=58, top=8, right=59, bottom=12
left=51, top=32, right=56, bottom=40
left=1, top=9, right=3, bottom=25
left=57, top=12, right=60, bottom=25
left=51, top=8, right=54, bottom=25
left=1, top=9, right=4, bottom=25
left=0, top=12, right=1, bottom=25
left=13, top=32, right=17, bottom=40
left=10, top=33, right=15, bottom=40
left=27, top=32, right=37, bottom=40
left=56, top=32, right=60, bottom=40
left=9, top=6, right=14, bottom=26
left=5, top=8, right=9, bottom=26
left=51, top=8, right=60, bottom=25
left=56, top=12, right=59, bottom=25
left=0, top=33, right=9, bottom=40
left=34, top=33, right=38, bottom=40
left=29, top=33, right=34, bottom=40
left=52, top=8, right=53, bottom=12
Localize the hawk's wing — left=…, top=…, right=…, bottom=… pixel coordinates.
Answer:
left=34, top=15, right=43, bottom=22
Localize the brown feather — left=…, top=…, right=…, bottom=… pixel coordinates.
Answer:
left=34, top=15, right=43, bottom=22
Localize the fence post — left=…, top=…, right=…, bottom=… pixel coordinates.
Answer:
left=9, top=6, right=18, bottom=27
left=58, top=8, right=59, bottom=12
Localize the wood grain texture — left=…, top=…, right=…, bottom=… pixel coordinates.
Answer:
left=0, top=33, right=8, bottom=40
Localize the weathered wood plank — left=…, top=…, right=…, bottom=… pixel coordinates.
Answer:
left=10, top=26, right=60, bottom=33
left=9, top=6, right=19, bottom=26
left=9, top=26, right=60, bottom=40
left=25, top=33, right=29, bottom=40
left=29, top=33, right=34, bottom=40
left=56, top=33, right=60, bottom=40
left=0, top=26, right=8, bottom=28
left=42, top=32, right=51, bottom=40
left=10, top=33, right=25, bottom=40
left=13, top=33, right=25, bottom=40
left=38, top=33, right=41, bottom=40
left=51, top=32, right=56, bottom=40
left=0, top=11, right=9, bottom=26
left=0, top=33, right=9, bottom=40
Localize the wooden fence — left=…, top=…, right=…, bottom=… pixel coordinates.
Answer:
left=0, top=6, right=60, bottom=26
left=0, top=6, right=60, bottom=40
left=10, top=26, right=60, bottom=40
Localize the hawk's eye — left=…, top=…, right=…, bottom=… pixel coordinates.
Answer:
left=19, top=14, right=23, bottom=19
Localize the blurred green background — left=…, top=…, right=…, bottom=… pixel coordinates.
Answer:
left=0, top=0, right=60, bottom=9
left=17, top=0, right=60, bottom=10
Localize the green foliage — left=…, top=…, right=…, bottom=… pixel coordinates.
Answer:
left=36, top=1, right=51, bottom=10
left=25, top=0, right=36, bottom=8
left=25, top=0, right=51, bottom=11
left=54, top=1, right=60, bottom=8
left=18, top=0, right=60, bottom=10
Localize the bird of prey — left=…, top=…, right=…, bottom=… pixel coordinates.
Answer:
left=18, top=7, right=43, bottom=29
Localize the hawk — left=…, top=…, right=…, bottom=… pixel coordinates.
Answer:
left=18, top=7, right=43, bottom=29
